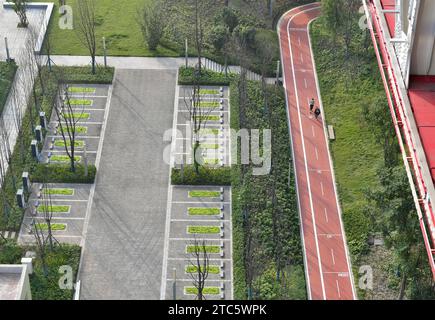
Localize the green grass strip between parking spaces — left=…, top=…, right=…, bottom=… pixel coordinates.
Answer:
left=37, top=205, right=71, bottom=213
left=68, top=87, right=96, bottom=94
left=185, top=265, right=220, bottom=274
left=195, top=115, right=220, bottom=121
left=36, top=223, right=67, bottom=231
left=200, top=128, right=219, bottom=135
left=69, top=99, right=93, bottom=106
left=63, top=113, right=90, bottom=120
left=199, top=102, right=220, bottom=108
left=188, top=191, right=220, bottom=198
left=204, top=158, right=219, bottom=165
left=54, top=140, right=85, bottom=148
left=199, top=89, right=220, bottom=95
left=200, top=144, right=219, bottom=150
left=75, top=126, right=88, bottom=134
left=186, top=245, right=221, bottom=254
left=50, top=155, right=82, bottom=163
left=187, top=226, right=220, bottom=234
left=44, top=188, right=74, bottom=196
left=188, top=207, right=220, bottom=216
left=185, top=287, right=220, bottom=295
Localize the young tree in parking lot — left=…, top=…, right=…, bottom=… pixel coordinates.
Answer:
left=76, top=0, right=97, bottom=74
left=136, top=0, right=166, bottom=51
left=188, top=237, right=210, bottom=300
left=53, top=80, right=85, bottom=173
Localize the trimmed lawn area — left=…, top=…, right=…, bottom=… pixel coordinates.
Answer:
left=199, top=89, right=220, bottom=95
left=200, top=144, right=219, bottom=150
left=188, top=191, right=220, bottom=198
left=185, top=286, right=220, bottom=295
left=37, top=205, right=70, bottom=213
left=63, top=113, right=90, bottom=119
left=187, top=226, right=220, bottom=234
left=188, top=207, right=220, bottom=216
left=204, top=158, right=219, bottom=165
left=199, top=102, right=220, bottom=108
left=186, top=245, right=220, bottom=254
left=32, top=0, right=178, bottom=57
left=54, top=140, right=85, bottom=148
left=68, top=87, right=96, bottom=93
left=185, top=265, right=220, bottom=274
left=50, top=155, right=82, bottom=163
left=69, top=99, right=93, bottom=106
left=195, top=115, right=220, bottom=121
left=200, top=128, right=219, bottom=135
left=75, top=126, right=88, bottom=134
left=35, top=223, right=67, bottom=231
left=44, top=188, right=74, bottom=196
left=0, top=61, right=17, bottom=114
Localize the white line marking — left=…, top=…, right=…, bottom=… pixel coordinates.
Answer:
left=298, top=36, right=301, bottom=46
left=287, top=6, right=326, bottom=300
left=312, top=126, right=315, bottom=137
left=331, top=249, right=336, bottom=265
left=304, top=78, right=308, bottom=88
left=324, top=207, right=329, bottom=223
left=315, top=147, right=319, bottom=160
left=320, top=182, right=325, bottom=196
left=300, top=53, right=304, bottom=63
left=336, top=280, right=341, bottom=298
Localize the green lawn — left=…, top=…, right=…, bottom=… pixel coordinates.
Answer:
left=199, top=102, right=220, bottom=108
left=200, top=128, right=219, bottom=135
left=44, top=188, right=74, bottom=196
left=186, top=245, right=221, bottom=254
left=75, top=126, right=88, bottom=134
left=199, top=89, right=220, bottom=95
left=50, top=155, right=82, bottom=163
left=35, top=223, right=67, bottom=231
left=68, top=87, right=96, bottom=93
left=54, top=140, right=85, bottom=148
left=185, top=265, right=220, bottom=274
left=37, top=205, right=70, bottom=213
left=69, top=99, right=93, bottom=106
left=188, top=207, right=220, bottom=216
left=188, top=190, right=221, bottom=198
left=187, top=226, right=221, bottom=234
left=200, top=144, right=219, bottom=150
left=63, top=113, right=90, bottom=119
left=185, top=286, right=220, bottom=295
left=32, top=0, right=178, bottom=57
left=195, top=115, right=220, bottom=121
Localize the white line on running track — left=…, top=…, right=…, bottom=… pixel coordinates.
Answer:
left=287, top=6, right=326, bottom=300
left=315, top=147, right=319, bottom=160
left=320, top=181, right=324, bottom=196
left=324, top=208, right=329, bottom=223
left=336, top=280, right=341, bottom=298
left=331, top=249, right=336, bottom=265
left=304, top=78, right=308, bottom=88
left=300, top=53, right=304, bottom=63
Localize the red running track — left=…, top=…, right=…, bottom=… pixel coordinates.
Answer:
left=278, top=3, right=356, bottom=300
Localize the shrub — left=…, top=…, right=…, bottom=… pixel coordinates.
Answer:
left=0, top=240, right=25, bottom=264
left=31, top=163, right=97, bottom=184
left=178, top=67, right=236, bottom=86
left=171, top=166, right=231, bottom=186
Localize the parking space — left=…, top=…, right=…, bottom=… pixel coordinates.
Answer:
left=18, top=84, right=111, bottom=246
left=174, top=86, right=231, bottom=168
left=164, top=185, right=233, bottom=300
left=19, top=183, right=92, bottom=245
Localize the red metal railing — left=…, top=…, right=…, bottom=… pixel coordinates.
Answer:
left=364, top=0, right=435, bottom=279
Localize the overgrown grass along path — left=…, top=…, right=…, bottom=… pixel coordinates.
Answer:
left=0, top=61, right=17, bottom=114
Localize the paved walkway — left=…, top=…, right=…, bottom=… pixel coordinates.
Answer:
left=278, top=3, right=356, bottom=300
left=78, top=69, right=176, bottom=299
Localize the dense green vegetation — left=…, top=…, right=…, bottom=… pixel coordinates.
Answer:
left=230, top=79, right=306, bottom=300
left=312, top=0, right=435, bottom=299
left=0, top=66, right=112, bottom=231
left=171, top=166, right=231, bottom=186
left=0, top=61, right=17, bottom=114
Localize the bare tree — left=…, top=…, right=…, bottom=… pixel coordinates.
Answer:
left=76, top=0, right=97, bottom=74
left=187, top=237, right=210, bottom=300
left=11, top=0, right=29, bottom=28
left=183, top=80, right=218, bottom=173
left=53, top=81, right=85, bottom=172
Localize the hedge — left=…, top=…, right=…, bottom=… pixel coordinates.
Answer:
left=178, top=66, right=236, bottom=86
left=32, top=163, right=97, bottom=184
left=171, top=166, right=231, bottom=186
left=0, top=61, right=17, bottom=115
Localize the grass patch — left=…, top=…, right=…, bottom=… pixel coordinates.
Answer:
left=199, top=101, right=220, bottom=108
left=186, top=245, right=221, bottom=254
left=68, top=87, right=96, bottom=93
left=44, top=188, right=74, bottom=196
left=50, top=155, right=82, bottom=163
left=171, top=166, right=231, bottom=186
left=188, top=191, right=221, bottom=198
left=35, top=223, right=67, bottom=231
left=185, top=286, right=220, bottom=295
left=187, top=226, right=221, bottom=234
left=188, top=207, right=221, bottom=216
left=68, top=99, right=93, bottom=106
left=54, top=140, right=85, bottom=148
left=195, top=115, right=220, bottom=121
left=200, top=144, right=219, bottom=150
left=37, top=205, right=70, bottom=213
left=62, top=113, right=90, bottom=120
left=200, top=128, right=219, bottom=135
left=200, top=89, right=220, bottom=95
left=75, top=126, right=88, bottom=134
left=203, top=158, right=219, bottom=165
left=185, top=265, right=220, bottom=274
left=32, top=163, right=97, bottom=184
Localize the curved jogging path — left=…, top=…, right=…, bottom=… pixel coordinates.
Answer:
left=278, top=3, right=356, bottom=300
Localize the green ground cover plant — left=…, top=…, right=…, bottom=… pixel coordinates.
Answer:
left=0, top=61, right=17, bottom=114
left=35, top=223, right=67, bottom=231
left=187, top=226, right=221, bottom=234
left=188, top=207, right=221, bottom=216
left=188, top=191, right=221, bottom=198
left=185, top=287, right=220, bottom=295
left=37, top=205, right=70, bottom=213
left=186, top=245, right=220, bottom=254
left=54, top=140, right=85, bottom=148
left=68, top=87, right=96, bottom=93
left=43, top=188, right=74, bottom=196
left=185, top=265, right=220, bottom=274
left=68, top=99, right=93, bottom=106
left=171, top=166, right=231, bottom=186
left=50, top=155, right=82, bottom=163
